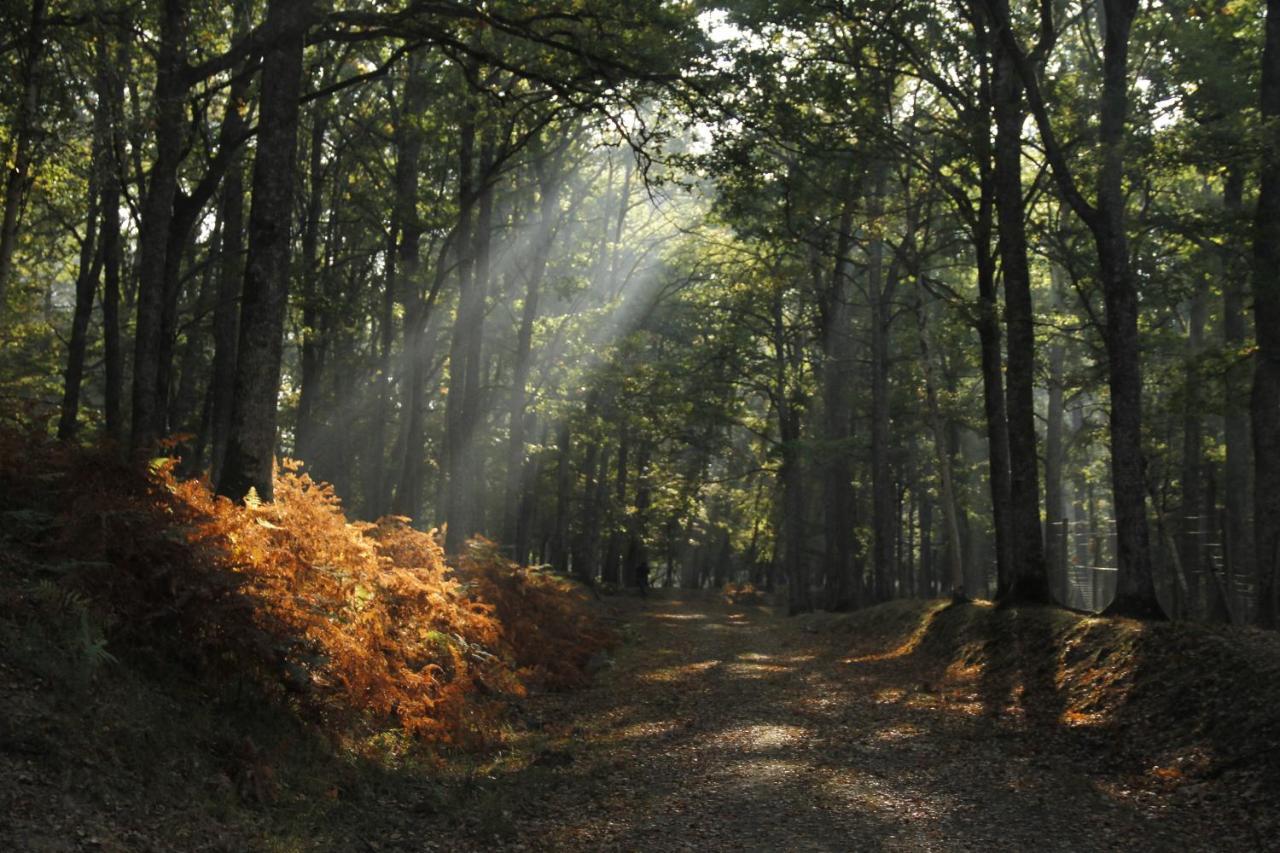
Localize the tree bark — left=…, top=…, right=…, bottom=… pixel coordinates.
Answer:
left=992, top=45, right=1049, bottom=603
left=573, top=438, right=608, bottom=584
left=294, top=106, right=331, bottom=464
left=1094, top=1, right=1161, bottom=617
left=625, top=444, right=653, bottom=588
left=94, top=5, right=128, bottom=443
left=1181, top=275, right=1210, bottom=616
left=868, top=161, right=897, bottom=603
left=1253, top=0, right=1280, bottom=628
left=991, top=0, right=1162, bottom=617
left=100, top=89, right=124, bottom=444
left=169, top=224, right=219, bottom=457
left=1221, top=167, right=1252, bottom=616
left=209, top=161, right=244, bottom=484
left=602, top=427, right=628, bottom=585
left=550, top=419, right=572, bottom=575
left=975, top=215, right=1015, bottom=599
left=59, top=20, right=119, bottom=441
left=442, top=115, right=483, bottom=552
left=459, top=138, right=495, bottom=539
left=504, top=147, right=566, bottom=550
left=0, top=0, right=46, bottom=317
left=771, top=285, right=810, bottom=614
left=821, top=187, right=858, bottom=611
left=917, top=297, right=966, bottom=596
left=366, top=214, right=399, bottom=519
left=780, top=401, right=808, bottom=614
left=217, top=0, right=310, bottom=502
left=512, top=414, right=542, bottom=564
left=1044, top=266, right=1067, bottom=603
left=130, top=0, right=189, bottom=451
left=920, top=481, right=934, bottom=595
left=57, top=143, right=104, bottom=441
left=156, top=83, right=254, bottom=441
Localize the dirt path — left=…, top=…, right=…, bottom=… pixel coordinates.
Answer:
left=440, top=592, right=1240, bottom=852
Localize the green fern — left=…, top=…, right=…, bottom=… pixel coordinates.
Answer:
left=77, top=612, right=118, bottom=670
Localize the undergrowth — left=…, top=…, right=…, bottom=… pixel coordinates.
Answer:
left=0, top=428, right=613, bottom=750
left=824, top=598, right=1280, bottom=800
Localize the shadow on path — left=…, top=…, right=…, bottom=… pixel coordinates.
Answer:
left=470, top=594, right=1247, bottom=852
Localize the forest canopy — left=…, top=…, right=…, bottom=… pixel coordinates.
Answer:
left=2, top=0, right=1279, bottom=629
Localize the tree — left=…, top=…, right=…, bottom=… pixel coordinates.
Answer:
left=1254, top=0, right=1280, bottom=627
left=218, top=0, right=312, bottom=501
left=988, top=0, right=1164, bottom=618
left=0, top=0, right=47, bottom=319
left=8, top=0, right=1278, bottom=632
left=987, top=2, right=1049, bottom=603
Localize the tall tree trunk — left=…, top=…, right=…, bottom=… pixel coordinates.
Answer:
left=391, top=251, right=447, bottom=520
left=992, top=0, right=1162, bottom=617
left=917, top=297, right=966, bottom=596
left=156, top=94, right=253, bottom=440
left=780, top=399, right=809, bottom=614
left=217, top=0, right=310, bottom=502
left=366, top=219, right=398, bottom=519
left=201, top=0, right=251, bottom=477
left=1221, top=167, right=1251, bottom=616
left=130, top=0, right=189, bottom=451
left=1095, top=0, right=1160, bottom=617
left=992, top=46, right=1049, bottom=603
left=1096, top=211, right=1160, bottom=614
left=59, top=27, right=114, bottom=440
left=153, top=215, right=195, bottom=432
left=1181, top=275, right=1210, bottom=616
left=625, top=444, right=653, bottom=588
left=772, top=286, right=810, bottom=614
left=550, top=420, right=572, bottom=575
left=1044, top=268, right=1067, bottom=603
left=98, top=9, right=127, bottom=442
left=512, top=415, right=542, bottom=564
left=504, top=151, right=565, bottom=549
left=57, top=145, right=104, bottom=440
left=920, top=482, right=934, bottom=595
left=100, top=83, right=124, bottom=445
left=906, top=484, right=917, bottom=596
left=603, top=428, right=628, bottom=585
left=969, top=5, right=1015, bottom=591
left=390, top=71, right=448, bottom=522
left=1253, top=0, right=1280, bottom=628
left=1070, top=406, right=1091, bottom=605
left=294, top=107, right=331, bottom=464
left=460, top=139, right=495, bottom=538
left=327, top=327, right=357, bottom=499
left=975, top=223, right=1015, bottom=595
left=209, top=162, right=244, bottom=484
left=868, top=162, right=897, bottom=602
left=822, top=189, right=858, bottom=611
left=169, top=224, right=219, bottom=455
left=574, top=439, right=608, bottom=584
left=0, top=0, right=46, bottom=317
left=443, top=116, right=481, bottom=552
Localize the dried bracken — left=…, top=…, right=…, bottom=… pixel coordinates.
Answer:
left=1, top=431, right=612, bottom=747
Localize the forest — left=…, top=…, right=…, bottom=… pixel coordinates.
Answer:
left=1, top=0, right=1279, bottom=850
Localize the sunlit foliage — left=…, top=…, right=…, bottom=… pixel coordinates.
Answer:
left=0, top=429, right=612, bottom=746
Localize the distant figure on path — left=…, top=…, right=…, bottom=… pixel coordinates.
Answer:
left=636, top=561, right=650, bottom=596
